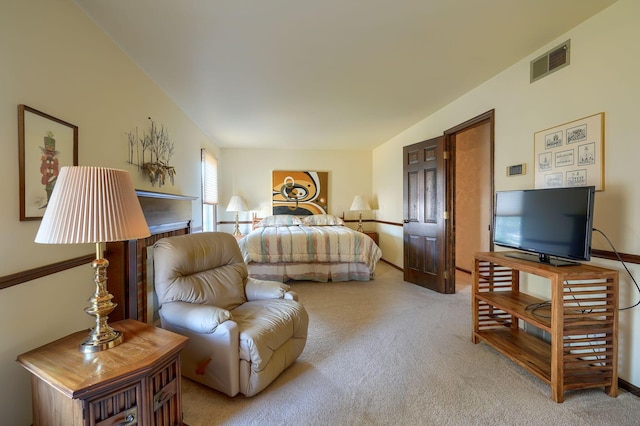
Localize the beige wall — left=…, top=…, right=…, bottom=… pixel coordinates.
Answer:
left=218, top=148, right=374, bottom=235
left=373, top=0, right=640, bottom=386
left=0, top=1, right=219, bottom=424
left=2, top=1, right=639, bottom=423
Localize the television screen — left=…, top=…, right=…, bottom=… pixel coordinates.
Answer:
left=493, top=186, right=595, bottom=266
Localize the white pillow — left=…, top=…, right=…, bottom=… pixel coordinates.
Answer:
left=302, top=214, right=345, bottom=226
left=257, top=215, right=302, bottom=227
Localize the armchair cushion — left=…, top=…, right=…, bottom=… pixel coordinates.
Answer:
left=161, top=301, right=231, bottom=334
left=245, top=277, right=291, bottom=301
left=234, top=299, right=308, bottom=370
left=154, top=232, right=248, bottom=310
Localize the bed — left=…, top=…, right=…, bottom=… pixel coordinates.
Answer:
left=238, top=214, right=382, bottom=282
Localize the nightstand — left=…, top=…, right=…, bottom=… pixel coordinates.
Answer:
left=17, top=319, right=189, bottom=425
left=363, top=231, right=379, bottom=245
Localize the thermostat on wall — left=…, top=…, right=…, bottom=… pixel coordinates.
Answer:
left=507, top=163, right=526, bottom=176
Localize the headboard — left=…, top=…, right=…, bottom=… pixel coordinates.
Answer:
left=251, top=212, right=346, bottom=230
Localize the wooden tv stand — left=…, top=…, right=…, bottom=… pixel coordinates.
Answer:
left=472, top=251, right=618, bottom=403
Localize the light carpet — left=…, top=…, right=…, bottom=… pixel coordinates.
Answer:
left=181, top=262, right=640, bottom=425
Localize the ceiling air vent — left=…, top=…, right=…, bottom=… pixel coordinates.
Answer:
left=530, top=40, right=570, bottom=83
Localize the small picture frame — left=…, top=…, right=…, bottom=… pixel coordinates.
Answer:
left=18, top=105, right=78, bottom=221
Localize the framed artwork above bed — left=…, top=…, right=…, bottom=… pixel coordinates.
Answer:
left=272, top=170, right=328, bottom=215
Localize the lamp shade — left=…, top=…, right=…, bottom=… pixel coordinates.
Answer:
left=35, top=166, right=150, bottom=244
left=226, top=195, right=248, bottom=212
left=350, top=195, right=371, bottom=212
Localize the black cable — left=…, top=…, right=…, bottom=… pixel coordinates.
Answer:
left=525, top=301, right=551, bottom=319
left=593, top=228, right=640, bottom=310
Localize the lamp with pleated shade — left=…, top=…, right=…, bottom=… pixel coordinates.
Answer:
left=350, top=195, right=371, bottom=232
left=35, top=166, right=150, bottom=353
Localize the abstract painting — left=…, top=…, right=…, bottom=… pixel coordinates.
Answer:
left=272, top=171, right=328, bottom=215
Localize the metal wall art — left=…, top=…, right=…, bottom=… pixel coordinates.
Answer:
left=126, top=117, right=176, bottom=187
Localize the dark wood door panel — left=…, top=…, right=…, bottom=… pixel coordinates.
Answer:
left=403, top=135, right=448, bottom=293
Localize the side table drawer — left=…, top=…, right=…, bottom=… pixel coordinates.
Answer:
left=149, top=357, right=182, bottom=425
left=89, top=382, right=141, bottom=426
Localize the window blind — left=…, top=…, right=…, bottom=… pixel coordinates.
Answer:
left=201, top=149, right=218, bottom=205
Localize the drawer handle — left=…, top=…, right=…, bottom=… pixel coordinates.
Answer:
left=153, top=377, right=178, bottom=411
left=116, top=407, right=137, bottom=425
left=154, top=390, right=173, bottom=411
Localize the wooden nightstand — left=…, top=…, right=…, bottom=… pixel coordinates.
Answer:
left=363, top=231, right=379, bottom=245
left=17, top=319, right=189, bottom=425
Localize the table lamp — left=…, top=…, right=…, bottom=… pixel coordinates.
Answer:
left=35, top=166, right=150, bottom=353
left=350, top=195, right=371, bottom=232
left=226, top=195, right=248, bottom=236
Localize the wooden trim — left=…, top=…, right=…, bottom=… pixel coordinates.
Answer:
left=619, top=378, right=640, bottom=397
left=0, top=254, right=94, bottom=290
left=148, top=221, right=192, bottom=235
left=456, top=266, right=472, bottom=275
left=373, top=219, right=403, bottom=227
left=366, top=220, right=639, bottom=265
left=135, top=190, right=197, bottom=200
left=591, top=249, right=640, bottom=264
left=218, top=217, right=640, bottom=266
left=380, top=258, right=402, bottom=271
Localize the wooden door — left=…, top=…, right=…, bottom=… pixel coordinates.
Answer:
left=403, top=136, right=452, bottom=293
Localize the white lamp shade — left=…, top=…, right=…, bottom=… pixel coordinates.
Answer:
left=350, top=195, right=371, bottom=211
left=226, top=195, right=248, bottom=212
left=35, top=166, right=150, bottom=244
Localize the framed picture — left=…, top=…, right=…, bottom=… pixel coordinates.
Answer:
left=272, top=170, right=328, bottom=215
left=18, top=105, right=78, bottom=220
left=534, top=112, right=604, bottom=190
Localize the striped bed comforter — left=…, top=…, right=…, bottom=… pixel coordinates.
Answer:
left=238, top=225, right=382, bottom=272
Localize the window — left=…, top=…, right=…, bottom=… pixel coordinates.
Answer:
left=201, top=149, right=218, bottom=232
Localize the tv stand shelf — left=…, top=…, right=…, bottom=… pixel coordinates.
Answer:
left=472, top=251, right=618, bottom=402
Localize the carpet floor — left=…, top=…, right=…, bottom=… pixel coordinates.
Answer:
left=181, top=262, right=640, bottom=425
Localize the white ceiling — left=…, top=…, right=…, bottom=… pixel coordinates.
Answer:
left=75, top=0, right=617, bottom=151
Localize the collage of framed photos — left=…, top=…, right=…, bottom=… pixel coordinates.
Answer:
left=534, top=112, right=604, bottom=190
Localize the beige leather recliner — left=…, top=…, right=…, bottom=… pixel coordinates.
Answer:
left=153, top=232, right=308, bottom=397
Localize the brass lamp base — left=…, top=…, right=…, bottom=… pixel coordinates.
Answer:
left=232, top=211, right=242, bottom=236
left=80, top=329, right=123, bottom=353
left=357, top=212, right=364, bottom=232
left=79, top=256, right=123, bottom=353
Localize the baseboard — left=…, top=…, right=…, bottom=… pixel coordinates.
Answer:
left=380, top=258, right=402, bottom=271
left=620, top=378, right=640, bottom=397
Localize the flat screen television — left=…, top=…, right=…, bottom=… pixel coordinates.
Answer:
left=493, top=186, right=595, bottom=266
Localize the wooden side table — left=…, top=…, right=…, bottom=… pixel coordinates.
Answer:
left=363, top=231, right=379, bottom=245
left=17, top=319, right=189, bottom=425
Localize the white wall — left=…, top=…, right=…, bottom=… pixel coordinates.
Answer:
left=373, top=0, right=640, bottom=386
left=219, top=148, right=374, bottom=235
left=0, top=1, right=219, bottom=424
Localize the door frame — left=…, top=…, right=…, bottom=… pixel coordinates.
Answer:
left=444, top=109, right=495, bottom=284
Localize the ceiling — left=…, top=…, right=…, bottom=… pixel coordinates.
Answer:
left=75, top=0, right=617, bottom=151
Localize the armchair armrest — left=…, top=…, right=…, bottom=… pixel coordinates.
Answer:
left=160, top=301, right=231, bottom=334
left=284, top=291, right=299, bottom=301
left=245, top=277, right=291, bottom=301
